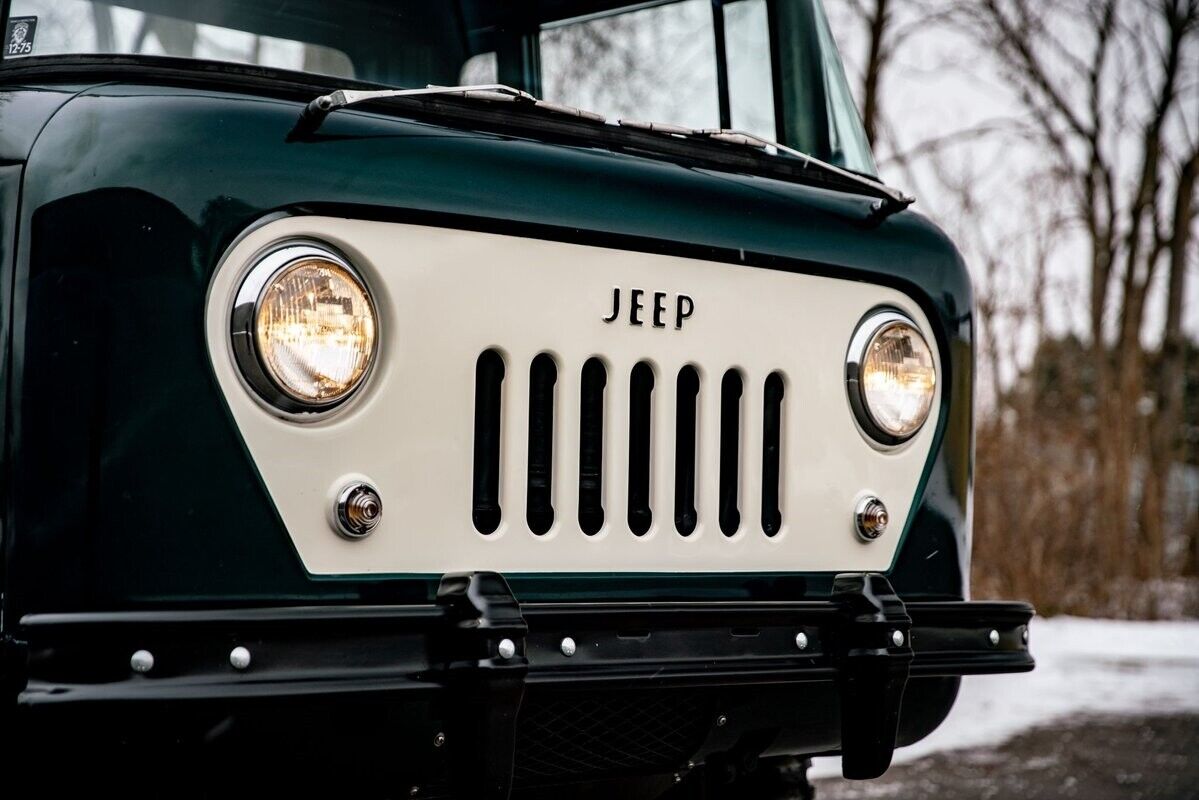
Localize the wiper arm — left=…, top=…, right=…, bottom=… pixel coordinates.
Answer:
left=292, top=83, right=538, bottom=137
left=290, top=83, right=914, bottom=211
left=620, top=121, right=914, bottom=211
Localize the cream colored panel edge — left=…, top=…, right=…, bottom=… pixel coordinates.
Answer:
left=204, top=216, right=941, bottom=575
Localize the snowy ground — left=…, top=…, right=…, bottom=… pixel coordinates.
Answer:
left=810, top=616, right=1199, bottom=779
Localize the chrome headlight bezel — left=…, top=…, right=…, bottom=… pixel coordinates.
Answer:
left=230, top=242, right=378, bottom=416
left=845, top=309, right=937, bottom=446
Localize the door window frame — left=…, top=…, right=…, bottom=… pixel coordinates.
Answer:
left=496, top=0, right=833, bottom=158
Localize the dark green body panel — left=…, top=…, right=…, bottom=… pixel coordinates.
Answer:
left=0, top=81, right=973, bottom=619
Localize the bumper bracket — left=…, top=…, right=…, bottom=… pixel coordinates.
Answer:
left=832, top=573, right=914, bottom=779
left=436, top=572, right=528, bottom=798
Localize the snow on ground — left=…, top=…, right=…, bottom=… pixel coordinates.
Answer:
left=810, top=616, right=1199, bottom=778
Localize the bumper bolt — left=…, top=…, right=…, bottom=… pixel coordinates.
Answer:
left=433, top=732, right=446, bottom=748
left=334, top=481, right=383, bottom=540
left=497, top=638, right=516, bottom=660
left=1022, top=626, right=1030, bottom=644
left=988, top=629, right=1000, bottom=647
left=854, top=496, right=890, bottom=541
left=795, top=632, right=809, bottom=651
left=891, top=630, right=905, bottom=647
left=130, top=649, right=154, bottom=674
left=229, top=646, right=252, bottom=670
left=716, top=715, right=728, bottom=727
left=560, top=637, right=577, bottom=657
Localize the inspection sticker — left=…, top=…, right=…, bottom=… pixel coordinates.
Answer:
left=5, top=16, right=37, bottom=57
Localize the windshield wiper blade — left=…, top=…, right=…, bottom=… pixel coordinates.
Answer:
left=292, top=83, right=538, bottom=137
left=290, top=83, right=914, bottom=211
left=707, top=130, right=914, bottom=209
left=620, top=121, right=914, bottom=211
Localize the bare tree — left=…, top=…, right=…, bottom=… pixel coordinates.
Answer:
left=835, top=0, right=956, bottom=148
left=1142, top=146, right=1198, bottom=578
left=957, top=0, right=1198, bottom=581
left=829, top=0, right=1199, bottom=613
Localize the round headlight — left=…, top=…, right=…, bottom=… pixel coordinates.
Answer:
left=846, top=311, right=936, bottom=444
left=231, top=244, right=377, bottom=414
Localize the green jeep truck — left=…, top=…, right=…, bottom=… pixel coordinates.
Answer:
left=0, top=0, right=1032, bottom=795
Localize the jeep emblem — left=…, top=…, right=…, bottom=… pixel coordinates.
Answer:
left=603, top=286, right=694, bottom=330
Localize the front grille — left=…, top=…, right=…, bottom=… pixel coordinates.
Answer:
left=761, top=371, right=785, bottom=536
left=718, top=369, right=743, bottom=535
left=526, top=353, right=558, bottom=535
left=471, top=349, right=505, bottom=535
left=673, top=365, right=700, bottom=536
left=472, top=349, right=788, bottom=539
left=578, top=357, right=607, bottom=535
left=627, top=360, right=655, bottom=535
left=514, top=690, right=713, bottom=783
left=212, top=218, right=936, bottom=575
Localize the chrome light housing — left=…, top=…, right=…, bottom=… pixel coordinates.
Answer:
left=846, top=310, right=936, bottom=445
left=231, top=243, right=378, bottom=415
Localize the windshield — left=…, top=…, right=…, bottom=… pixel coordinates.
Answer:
left=3, top=0, right=876, bottom=174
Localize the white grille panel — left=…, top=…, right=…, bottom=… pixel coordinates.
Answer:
left=206, top=217, right=942, bottom=575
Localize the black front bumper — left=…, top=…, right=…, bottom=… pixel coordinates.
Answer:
left=2, top=572, right=1032, bottom=793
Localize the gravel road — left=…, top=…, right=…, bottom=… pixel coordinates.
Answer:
left=812, top=713, right=1198, bottom=800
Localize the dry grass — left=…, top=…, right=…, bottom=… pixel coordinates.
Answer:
left=971, top=404, right=1199, bottom=619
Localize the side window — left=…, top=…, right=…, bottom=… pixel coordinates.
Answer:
left=724, top=0, right=776, bottom=141
left=538, top=0, right=719, bottom=129
left=811, top=0, right=875, bottom=172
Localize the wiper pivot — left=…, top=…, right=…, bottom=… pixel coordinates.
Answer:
left=291, top=84, right=536, bottom=138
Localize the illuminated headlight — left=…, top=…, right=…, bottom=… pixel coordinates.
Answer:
left=846, top=310, right=936, bottom=444
left=231, top=243, right=378, bottom=415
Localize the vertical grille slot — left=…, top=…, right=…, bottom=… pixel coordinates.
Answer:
left=627, top=361, right=655, bottom=536
left=719, top=369, right=743, bottom=536
left=578, top=357, right=607, bottom=535
left=527, top=353, right=558, bottom=535
left=472, top=349, right=505, bottom=534
left=762, top=371, right=784, bottom=536
left=674, top=366, right=699, bottom=535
